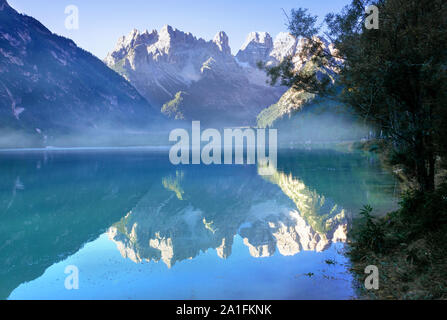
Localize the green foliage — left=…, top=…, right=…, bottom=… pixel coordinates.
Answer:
left=351, top=185, right=447, bottom=261
left=396, top=184, right=447, bottom=235
left=287, top=8, right=320, bottom=39
left=161, top=91, right=187, bottom=120
left=265, top=0, right=447, bottom=193
left=257, top=103, right=281, bottom=128
left=259, top=54, right=333, bottom=96
left=110, top=58, right=129, bottom=78
left=348, top=187, right=447, bottom=299
left=351, top=205, right=386, bottom=253
left=330, top=0, right=447, bottom=192
left=256, top=90, right=314, bottom=128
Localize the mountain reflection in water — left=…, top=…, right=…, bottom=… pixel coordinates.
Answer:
left=109, top=167, right=348, bottom=268
left=0, top=149, right=397, bottom=299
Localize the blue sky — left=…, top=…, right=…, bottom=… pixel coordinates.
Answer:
left=8, top=0, right=351, bottom=58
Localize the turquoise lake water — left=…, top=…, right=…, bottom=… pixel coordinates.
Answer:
left=0, top=148, right=398, bottom=300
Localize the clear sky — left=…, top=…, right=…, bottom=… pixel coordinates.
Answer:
left=7, top=0, right=351, bottom=59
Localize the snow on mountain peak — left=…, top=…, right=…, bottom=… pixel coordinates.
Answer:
left=104, top=26, right=290, bottom=123
left=159, top=24, right=174, bottom=37
left=270, top=32, right=297, bottom=64
left=103, top=26, right=332, bottom=123
left=235, top=32, right=274, bottom=68
left=240, top=31, right=273, bottom=51
left=213, top=31, right=231, bottom=55
left=105, top=28, right=159, bottom=65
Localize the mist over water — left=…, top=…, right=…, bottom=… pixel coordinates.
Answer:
left=0, top=109, right=372, bottom=150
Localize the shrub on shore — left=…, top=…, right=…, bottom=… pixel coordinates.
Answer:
left=348, top=185, right=447, bottom=299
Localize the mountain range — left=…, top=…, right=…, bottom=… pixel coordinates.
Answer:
left=0, top=0, right=356, bottom=144
left=0, top=0, right=161, bottom=143
left=105, top=26, right=310, bottom=125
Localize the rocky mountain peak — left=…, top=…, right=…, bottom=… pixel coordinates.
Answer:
left=235, top=31, right=274, bottom=67
left=105, top=26, right=308, bottom=124
left=159, top=24, right=174, bottom=38
left=105, top=28, right=158, bottom=66
left=213, top=31, right=231, bottom=55
left=123, top=29, right=141, bottom=46
left=270, top=32, right=297, bottom=64
left=159, top=25, right=196, bottom=41
left=114, top=28, right=156, bottom=51
left=156, top=25, right=202, bottom=53
left=241, top=31, right=273, bottom=50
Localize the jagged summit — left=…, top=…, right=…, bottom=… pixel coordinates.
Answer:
left=236, top=32, right=274, bottom=67
left=105, top=25, right=290, bottom=125
left=236, top=31, right=334, bottom=71
left=105, top=26, right=330, bottom=124
left=240, top=31, right=273, bottom=51
left=114, top=28, right=158, bottom=52
left=159, top=24, right=188, bottom=41
left=270, top=32, right=298, bottom=63
left=213, top=31, right=231, bottom=55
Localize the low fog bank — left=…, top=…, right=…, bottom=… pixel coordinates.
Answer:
left=0, top=108, right=372, bottom=150
left=275, top=113, right=372, bottom=148
left=0, top=114, right=261, bottom=149
left=0, top=126, right=174, bottom=149
left=0, top=129, right=43, bottom=149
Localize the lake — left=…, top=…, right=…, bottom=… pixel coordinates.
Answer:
left=0, top=148, right=398, bottom=300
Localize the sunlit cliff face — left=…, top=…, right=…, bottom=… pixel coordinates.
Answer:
left=108, top=166, right=349, bottom=268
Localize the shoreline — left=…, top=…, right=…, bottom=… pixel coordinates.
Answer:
left=346, top=140, right=447, bottom=300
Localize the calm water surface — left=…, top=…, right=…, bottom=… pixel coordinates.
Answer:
left=0, top=148, right=398, bottom=300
